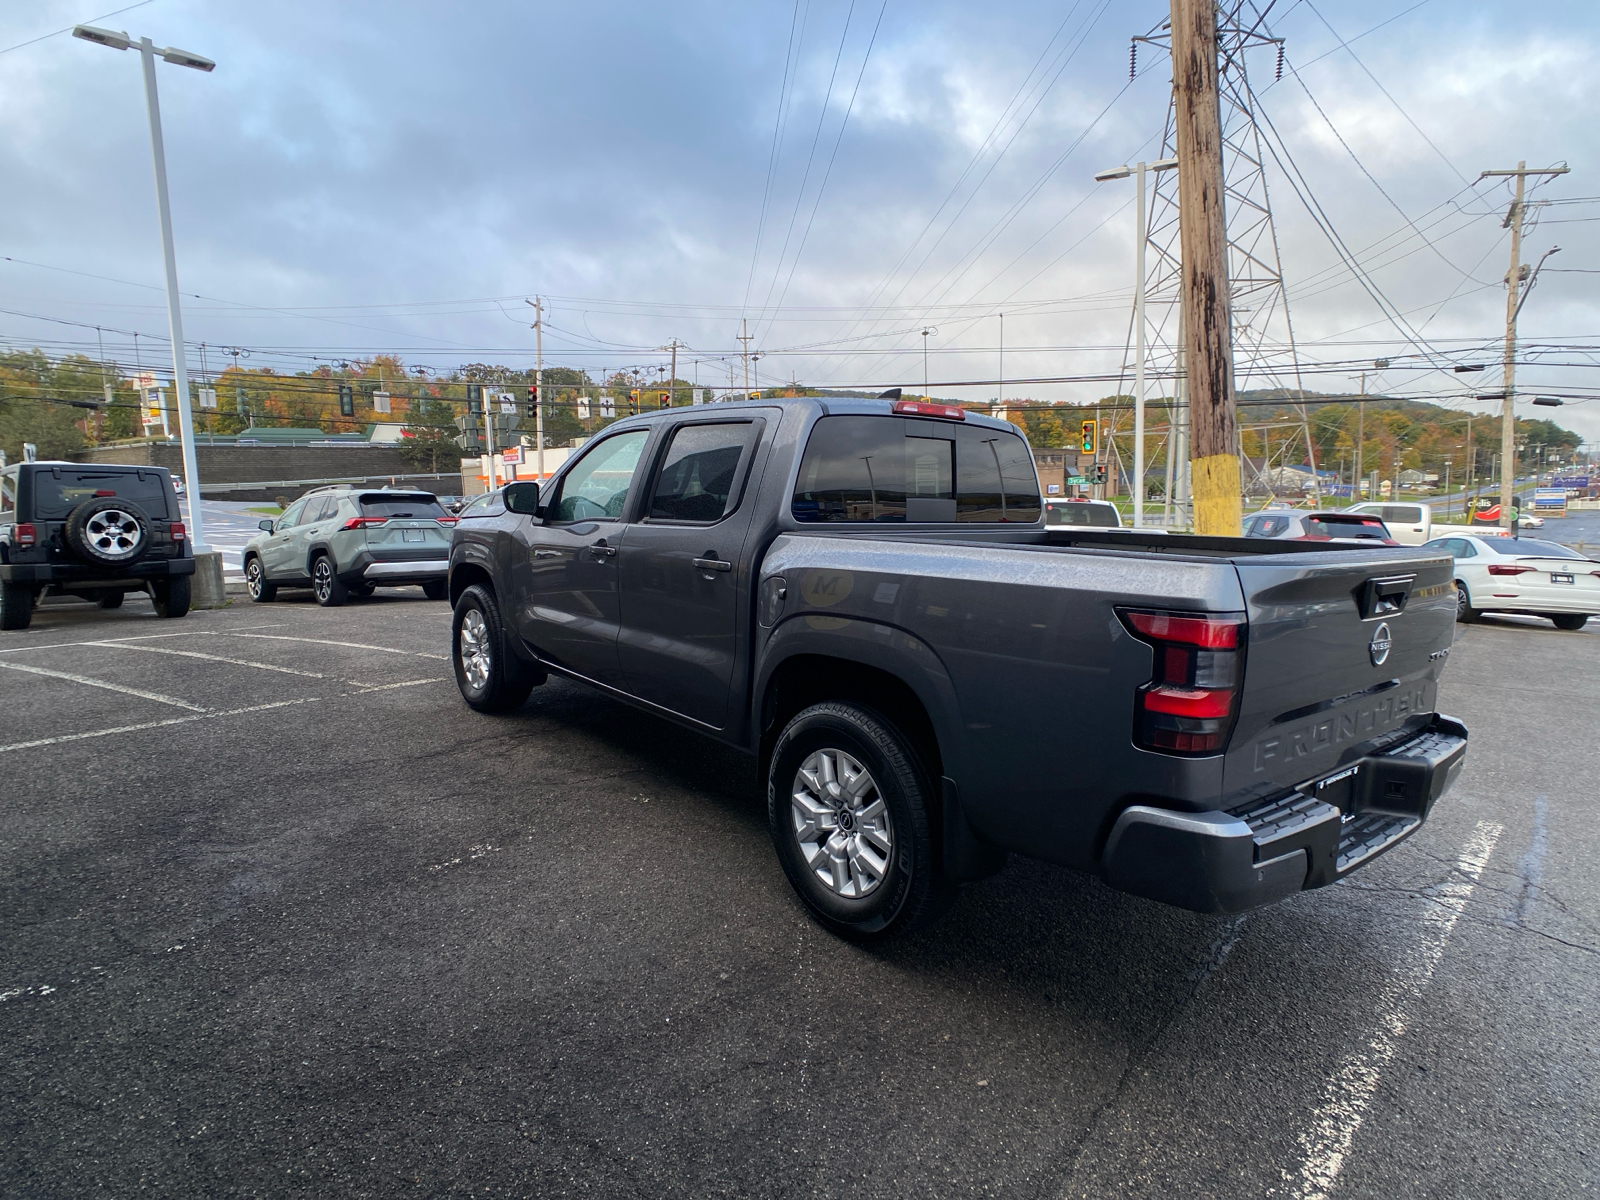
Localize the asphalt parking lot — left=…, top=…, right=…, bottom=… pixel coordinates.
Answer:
left=2, top=589, right=1596, bottom=1198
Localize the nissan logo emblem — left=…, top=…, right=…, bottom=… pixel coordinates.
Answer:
left=1369, top=621, right=1393, bottom=667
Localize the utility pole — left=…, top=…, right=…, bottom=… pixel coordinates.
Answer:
left=665, top=339, right=683, bottom=407
left=529, top=297, right=546, bottom=479
left=1479, top=160, right=1569, bottom=529
left=738, top=319, right=754, bottom=397
left=1170, top=0, right=1238, bottom=535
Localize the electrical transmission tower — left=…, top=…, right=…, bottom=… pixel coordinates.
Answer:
left=1129, top=2, right=1321, bottom=523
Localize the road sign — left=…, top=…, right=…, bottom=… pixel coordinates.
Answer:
left=1533, top=487, right=1567, bottom=514
left=198, top=387, right=217, bottom=409
left=576, top=395, right=591, bottom=420
left=372, top=391, right=391, bottom=414
left=502, top=445, right=523, bottom=465
left=600, top=395, right=615, bottom=419
left=498, top=392, right=517, bottom=414
left=693, top=389, right=705, bottom=406
left=1552, top=475, right=1590, bottom=491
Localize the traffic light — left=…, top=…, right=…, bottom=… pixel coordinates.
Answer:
left=1080, top=419, right=1097, bottom=455
left=339, top=383, right=354, bottom=417
left=453, top=414, right=485, bottom=453
left=657, top=391, right=670, bottom=409
left=235, top=387, right=248, bottom=419
left=629, top=390, right=639, bottom=415
left=1091, top=464, right=1108, bottom=485
left=466, top=383, right=482, bottom=416
left=525, top=386, right=538, bottom=419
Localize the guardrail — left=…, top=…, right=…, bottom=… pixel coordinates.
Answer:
left=200, top=471, right=460, bottom=495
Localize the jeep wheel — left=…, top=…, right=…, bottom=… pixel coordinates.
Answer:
left=66, top=498, right=151, bottom=568
left=244, top=557, right=276, bottom=602
left=97, top=590, right=125, bottom=609
left=767, top=702, right=951, bottom=940
left=452, top=583, right=538, bottom=713
left=0, top=580, right=33, bottom=631
left=312, top=555, right=348, bottom=607
left=422, top=579, right=448, bottom=601
left=150, top=575, right=190, bottom=619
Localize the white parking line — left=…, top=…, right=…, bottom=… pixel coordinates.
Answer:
left=83, top=641, right=329, bottom=679
left=0, top=631, right=212, bottom=655
left=0, top=698, right=319, bottom=754
left=1287, top=821, right=1505, bottom=1199
left=225, top=633, right=448, bottom=660
left=0, top=661, right=207, bottom=711
left=348, top=678, right=448, bottom=693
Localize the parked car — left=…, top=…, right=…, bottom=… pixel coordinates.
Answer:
left=1243, top=509, right=1399, bottom=544
left=1343, top=502, right=1431, bottom=544
left=0, top=460, right=195, bottom=630
left=1425, top=533, right=1599, bottom=629
left=1044, top=497, right=1121, bottom=527
left=242, top=486, right=457, bottom=606
left=447, top=396, right=1466, bottom=939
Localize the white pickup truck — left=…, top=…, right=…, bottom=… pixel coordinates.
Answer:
left=1345, top=502, right=1431, bottom=545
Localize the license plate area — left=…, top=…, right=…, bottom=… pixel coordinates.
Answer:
left=1551, top=573, right=1574, bottom=584
left=403, top=529, right=425, bottom=543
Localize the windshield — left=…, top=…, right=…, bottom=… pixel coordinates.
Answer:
left=31, top=468, right=172, bottom=519
left=1305, top=515, right=1388, bottom=539
left=1506, top=539, right=1586, bottom=560
left=358, top=493, right=446, bottom=519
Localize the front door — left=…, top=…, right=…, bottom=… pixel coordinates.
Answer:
left=616, top=419, right=764, bottom=728
left=261, top=497, right=309, bottom=579
left=515, top=429, right=651, bottom=688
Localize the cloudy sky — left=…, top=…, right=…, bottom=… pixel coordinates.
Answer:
left=2, top=0, right=1597, bottom=448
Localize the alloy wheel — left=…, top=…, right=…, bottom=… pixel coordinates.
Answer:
left=791, top=748, right=893, bottom=898
left=314, top=558, right=333, bottom=602
left=246, top=560, right=264, bottom=599
left=458, top=608, right=492, bottom=691
left=85, top=508, right=142, bottom=560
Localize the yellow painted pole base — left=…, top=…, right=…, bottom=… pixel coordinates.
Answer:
left=1191, top=453, right=1242, bottom=537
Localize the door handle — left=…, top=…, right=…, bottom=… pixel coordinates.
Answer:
left=533, top=548, right=559, bottom=558
left=590, top=543, right=618, bottom=559
left=693, top=557, right=733, bottom=572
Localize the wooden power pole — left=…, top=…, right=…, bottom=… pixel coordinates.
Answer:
left=1170, top=0, right=1239, bottom=535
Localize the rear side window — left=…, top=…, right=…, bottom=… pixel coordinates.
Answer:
left=1, top=470, right=15, bottom=518
left=358, top=493, right=446, bottom=519
left=1508, top=539, right=1583, bottom=560
left=648, top=422, right=757, bottom=523
left=1046, top=502, right=1119, bottom=527
left=792, top=416, right=1039, bottom=523
left=31, top=469, right=171, bottom=519
left=1384, top=506, right=1422, bottom=523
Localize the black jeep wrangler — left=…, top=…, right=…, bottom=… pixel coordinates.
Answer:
left=0, top=461, right=195, bottom=630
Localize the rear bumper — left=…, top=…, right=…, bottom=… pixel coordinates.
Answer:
left=1, top=557, right=196, bottom=586
left=361, top=558, right=448, bottom=582
left=1101, top=714, right=1468, bottom=913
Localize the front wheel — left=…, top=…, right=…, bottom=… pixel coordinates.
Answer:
left=767, top=702, right=950, bottom=940
left=452, top=584, right=538, bottom=713
left=150, top=575, right=190, bottom=619
left=1551, top=614, right=1589, bottom=631
left=312, top=555, right=348, bottom=607
left=245, top=557, right=276, bottom=602
left=1455, top=581, right=1480, bottom=624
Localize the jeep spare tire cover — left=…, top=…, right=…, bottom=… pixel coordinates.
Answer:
left=65, top=497, right=151, bottom=567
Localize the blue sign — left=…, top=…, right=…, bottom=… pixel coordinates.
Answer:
left=1551, top=475, right=1590, bottom=490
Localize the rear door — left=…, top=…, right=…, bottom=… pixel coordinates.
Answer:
left=514, top=428, right=651, bottom=688
left=1223, top=546, right=1458, bottom=801
left=615, top=417, right=765, bottom=727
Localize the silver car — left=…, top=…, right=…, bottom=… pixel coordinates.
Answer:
left=242, top=486, right=457, bottom=606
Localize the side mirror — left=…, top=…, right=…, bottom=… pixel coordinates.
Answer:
left=504, top=481, right=541, bottom=516
left=258, top=519, right=275, bottom=532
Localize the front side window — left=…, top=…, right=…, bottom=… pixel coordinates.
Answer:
left=791, top=416, right=1039, bottom=523
left=276, top=498, right=308, bottom=530
left=550, top=430, right=649, bottom=522
left=647, top=422, right=757, bottom=523
left=460, top=490, right=505, bottom=518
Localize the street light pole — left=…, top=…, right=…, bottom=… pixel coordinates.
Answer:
left=1096, top=158, right=1177, bottom=528
left=75, top=27, right=216, bottom=551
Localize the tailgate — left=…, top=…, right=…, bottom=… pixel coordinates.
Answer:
left=365, top=518, right=452, bottom=558
left=1224, top=547, right=1457, bottom=802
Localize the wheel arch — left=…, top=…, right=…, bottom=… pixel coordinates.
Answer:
left=449, top=559, right=494, bottom=607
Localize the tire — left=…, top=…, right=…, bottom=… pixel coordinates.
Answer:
left=244, top=556, right=276, bottom=602
left=422, top=579, right=449, bottom=601
left=1455, top=582, right=1480, bottom=624
left=1552, top=614, right=1589, bottom=631
left=312, top=555, right=348, bottom=607
left=97, top=590, right=125, bottom=609
left=767, top=702, right=951, bottom=941
left=352, top=584, right=375, bottom=598
left=452, top=583, right=538, bottom=713
left=150, top=575, right=190, bottom=619
left=0, top=580, right=33, bottom=631
left=65, top=498, right=151, bottom=568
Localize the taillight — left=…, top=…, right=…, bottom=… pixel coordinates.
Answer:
left=14, top=523, right=37, bottom=546
left=1119, top=608, right=1245, bottom=755
left=341, top=517, right=388, bottom=530
left=436, top=516, right=459, bottom=525
left=1487, top=564, right=1535, bottom=576
left=169, top=521, right=186, bottom=541
left=892, top=400, right=966, bottom=420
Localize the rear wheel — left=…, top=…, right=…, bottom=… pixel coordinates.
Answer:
left=97, top=590, right=125, bottom=609
left=0, top=580, right=34, bottom=631
left=312, top=555, right=348, bottom=607
left=767, top=702, right=950, bottom=941
left=452, top=584, right=538, bottom=712
left=150, top=575, right=190, bottom=619
left=1455, top=582, right=1480, bottom=624
left=1552, top=614, right=1589, bottom=631
left=422, top=579, right=448, bottom=601
left=244, top=557, right=276, bottom=602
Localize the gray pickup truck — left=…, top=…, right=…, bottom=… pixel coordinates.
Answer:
left=447, top=397, right=1466, bottom=938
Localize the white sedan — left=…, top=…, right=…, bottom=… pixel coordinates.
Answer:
left=1424, top=534, right=1600, bottom=630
